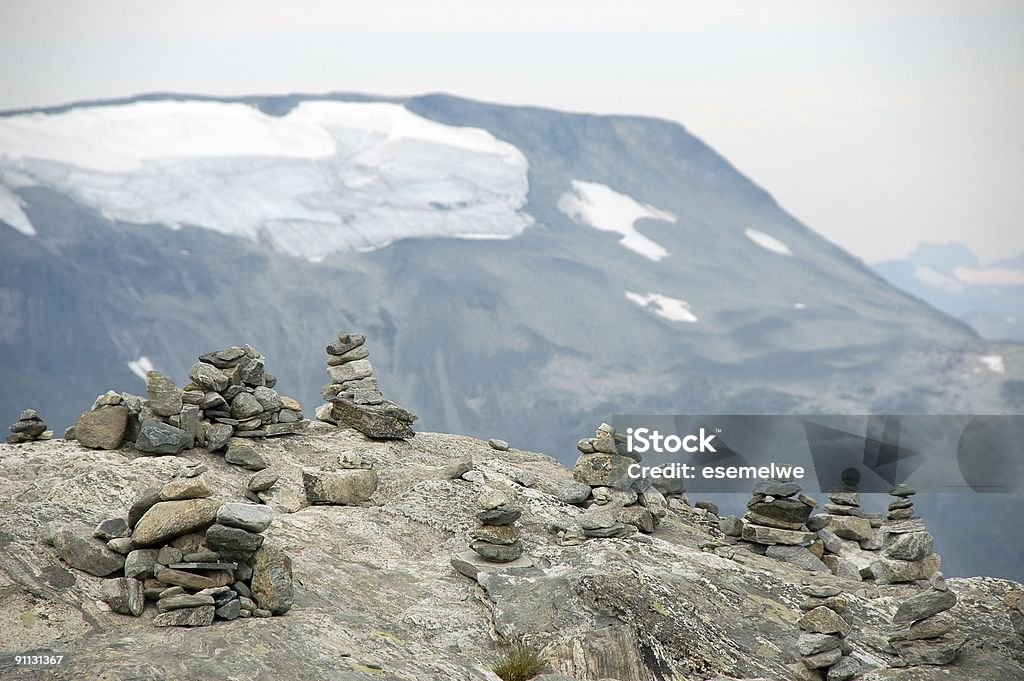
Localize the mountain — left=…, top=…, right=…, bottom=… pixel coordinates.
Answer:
left=1, top=428, right=1022, bottom=680
left=1, top=92, right=1022, bottom=580
left=873, top=242, right=1024, bottom=342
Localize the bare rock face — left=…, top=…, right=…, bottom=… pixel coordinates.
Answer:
left=1, top=430, right=1022, bottom=680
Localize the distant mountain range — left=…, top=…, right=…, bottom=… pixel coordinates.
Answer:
left=873, top=242, right=1024, bottom=342
left=1, top=92, right=1022, bottom=578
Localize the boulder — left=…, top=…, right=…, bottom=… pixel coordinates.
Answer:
left=893, top=588, right=957, bottom=626
left=53, top=526, right=126, bottom=576
left=826, top=516, right=873, bottom=542
left=217, top=503, right=275, bottom=533
left=132, top=498, right=223, bottom=546
left=74, top=406, right=129, bottom=450
left=303, top=468, right=378, bottom=505
left=160, top=473, right=213, bottom=501
left=251, top=543, right=294, bottom=615
left=206, top=523, right=265, bottom=555
left=135, top=420, right=192, bottom=455
left=146, top=371, right=182, bottom=417
left=101, top=577, right=146, bottom=616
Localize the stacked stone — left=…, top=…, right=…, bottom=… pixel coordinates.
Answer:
left=870, top=485, right=941, bottom=585
left=318, top=332, right=417, bottom=439
left=6, top=408, right=52, bottom=444
left=571, top=423, right=665, bottom=539
left=811, top=485, right=884, bottom=581
left=791, top=584, right=860, bottom=681
left=43, top=464, right=294, bottom=627
left=72, top=345, right=307, bottom=457
left=886, top=573, right=963, bottom=665
left=728, top=478, right=824, bottom=571
left=468, top=490, right=524, bottom=563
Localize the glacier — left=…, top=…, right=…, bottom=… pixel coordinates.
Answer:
left=0, top=100, right=532, bottom=258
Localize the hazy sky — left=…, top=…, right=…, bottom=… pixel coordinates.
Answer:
left=2, top=1, right=1022, bottom=263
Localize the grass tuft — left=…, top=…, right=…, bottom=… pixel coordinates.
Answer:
left=492, top=640, right=547, bottom=681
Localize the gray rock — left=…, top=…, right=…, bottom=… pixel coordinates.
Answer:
left=94, top=517, right=131, bottom=540
left=199, top=347, right=246, bottom=368
left=251, top=543, right=294, bottom=615
left=206, top=523, right=265, bottom=555
left=471, top=525, right=521, bottom=545
left=225, top=441, right=269, bottom=471
left=893, top=588, right=957, bottom=626
left=331, top=398, right=416, bottom=439
left=217, top=503, right=275, bottom=533
left=254, top=386, right=281, bottom=411
left=797, top=632, right=842, bottom=655
left=907, top=613, right=955, bottom=640
left=53, top=525, right=126, bottom=576
left=146, top=371, right=182, bottom=417
left=188, top=362, right=229, bottom=392
left=885, top=531, right=934, bottom=562
left=871, top=554, right=942, bottom=584
left=487, top=438, right=509, bottom=451
left=215, top=598, right=241, bottom=620
left=572, top=453, right=636, bottom=490
left=581, top=523, right=636, bottom=538
left=135, top=420, right=192, bottom=454
left=826, top=516, right=873, bottom=542
left=694, top=500, right=719, bottom=517
left=178, top=404, right=199, bottom=447
left=741, top=523, right=816, bottom=546
left=514, top=470, right=540, bottom=487
left=106, top=537, right=133, bottom=554
left=182, top=550, right=220, bottom=563
left=157, top=594, right=215, bottom=612
left=231, top=392, right=263, bottom=419
left=580, top=506, right=619, bottom=530
left=476, top=506, right=521, bottom=526
left=890, top=484, right=917, bottom=497
left=719, top=515, right=743, bottom=537
left=618, top=506, right=656, bottom=533
left=806, top=515, right=831, bottom=532
left=248, top=468, right=280, bottom=492
left=751, top=479, right=802, bottom=498
left=744, top=498, right=813, bottom=530
left=826, top=655, right=860, bottom=681
left=131, top=498, right=223, bottom=546
left=75, top=406, right=129, bottom=450
left=124, top=549, right=160, bottom=579
left=450, top=550, right=534, bottom=581
left=557, top=481, right=592, bottom=505
left=444, top=453, right=473, bottom=479
left=205, top=423, right=234, bottom=451
left=155, top=567, right=231, bottom=591
left=765, top=545, right=829, bottom=572
left=158, top=545, right=183, bottom=565
left=303, top=468, right=378, bottom=505
left=127, top=487, right=162, bottom=529
left=238, top=355, right=266, bottom=386
left=798, top=606, right=851, bottom=636
left=326, top=345, right=370, bottom=365
left=891, top=635, right=963, bottom=665
left=326, top=332, right=366, bottom=356
left=802, top=647, right=842, bottom=669
left=152, top=605, right=215, bottom=627
left=827, top=490, right=860, bottom=507
left=470, top=539, right=524, bottom=563
left=327, top=358, right=374, bottom=384
left=101, top=577, right=145, bottom=616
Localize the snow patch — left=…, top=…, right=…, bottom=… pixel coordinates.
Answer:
left=744, top=228, right=792, bottom=256
left=0, top=100, right=531, bottom=259
left=0, top=184, right=35, bottom=236
left=954, top=266, right=1024, bottom=286
left=558, top=180, right=675, bottom=261
left=913, top=266, right=964, bottom=293
left=127, top=356, right=155, bottom=381
left=978, top=355, right=1005, bottom=374
left=794, top=303, right=807, bottom=310
left=625, top=291, right=697, bottom=323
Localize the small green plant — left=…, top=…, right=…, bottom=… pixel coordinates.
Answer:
left=492, top=640, right=547, bottom=681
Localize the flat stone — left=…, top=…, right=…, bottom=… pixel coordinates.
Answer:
left=471, top=524, right=521, bottom=545
left=800, top=596, right=848, bottom=613
left=450, top=550, right=535, bottom=581
left=871, top=554, right=941, bottom=584
left=218, top=503, right=274, bottom=533
left=152, top=605, right=215, bottom=627
left=155, top=567, right=231, bottom=591
left=488, top=438, right=510, bottom=451
left=75, top=406, right=129, bottom=450
left=146, top=371, right=182, bottom=417
left=101, top=577, right=146, bottom=616
left=206, top=523, right=264, bottom=555
left=53, top=526, right=126, bottom=576
left=331, top=399, right=415, bottom=439
left=797, top=633, right=842, bottom=656
left=303, top=468, right=378, bottom=505
left=132, top=498, right=223, bottom=546
left=157, top=594, right=215, bottom=612
left=806, top=515, right=831, bottom=532
left=199, top=347, right=246, bottom=368
left=802, top=647, right=842, bottom=669
left=93, top=517, right=131, bottom=541
left=159, top=586, right=185, bottom=599
left=893, top=588, right=957, bottom=626
left=251, top=543, right=294, bottom=615
left=123, top=548, right=159, bottom=579
left=826, top=655, right=860, bottom=681
left=744, top=498, right=813, bottom=530
left=470, top=540, right=524, bottom=563
left=167, top=562, right=239, bottom=571
left=887, top=508, right=914, bottom=521
left=886, top=518, right=927, bottom=534
left=752, top=479, right=802, bottom=497
left=182, top=550, right=219, bottom=562
left=827, top=490, right=860, bottom=507
left=476, top=506, right=521, bottom=526
left=888, top=498, right=914, bottom=510
left=327, top=359, right=374, bottom=384
left=248, top=468, right=280, bottom=492
left=326, top=345, right=370, bottom=366
left=160, top=473, right=213, bottom=501
left=582, top=523, right=636, bottom=538
left=890, top=484, right=917, bottom=497
left=215, top=599, right=241, bottom=620
left=741, top=523, right=815, bottom=546
left=135, top=419, right=192, bottom=455
left=225, top=441, right=269, bottom=471
left=798, top=606, right=851, bottom=636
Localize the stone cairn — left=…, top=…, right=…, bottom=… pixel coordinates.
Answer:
left=566, top=423, right=669, bottom=542
left=869, top=485, right=940, bottom=585
left=71, top=345, right=308, bottom=460
left=42, top=463, right=294, bottom=627
left=317, top=331, right=417, bottom=439
left=791, top=583, right=859, bottom=681
left=471, top=490, right=524, bottom=563
left=6, top=408, right=52, bottom=444
left=720, top=477, right=825, bottom=571
left=874, top=484, right=962, bottom=666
